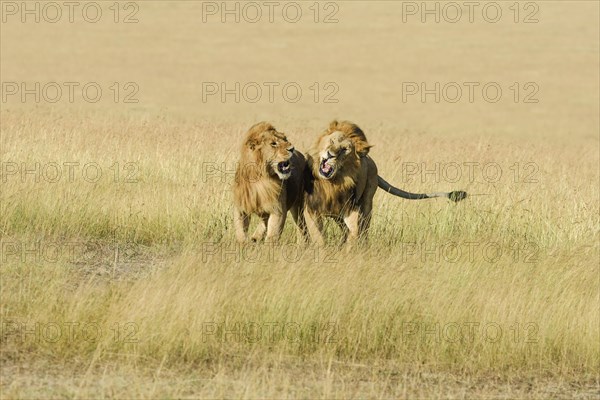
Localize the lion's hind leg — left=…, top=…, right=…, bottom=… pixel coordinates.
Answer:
left=357, top=177, right=377, bottom=244
left=359, top=200, right=374, bottom=244
left=291, top=204, right=310, bottom=244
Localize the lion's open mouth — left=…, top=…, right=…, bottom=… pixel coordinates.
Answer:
left=319, top=159, right=335, bottom=179
left=277, top=161, right=291, bottom=174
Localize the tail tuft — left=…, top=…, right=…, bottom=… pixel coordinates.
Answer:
left=448, top=191, right=467, bottom=202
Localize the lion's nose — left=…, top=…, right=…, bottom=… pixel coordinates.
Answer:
left=288, top=146, right=295, bottom=153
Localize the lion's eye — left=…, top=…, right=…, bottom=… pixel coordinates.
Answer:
left=340, top=147, right=347, bottom=154
left=271, top=142, right=277, bottom=147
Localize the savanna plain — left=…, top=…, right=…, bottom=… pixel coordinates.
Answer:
left=1, top=2, right=599, bottom=398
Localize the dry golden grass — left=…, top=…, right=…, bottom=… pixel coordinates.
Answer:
left=1, top=110, right=598, bottom=398
left=1, top=1, right=599, bottom=398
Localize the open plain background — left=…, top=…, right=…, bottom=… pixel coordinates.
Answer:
left=1, top=1, right=599, bottom=398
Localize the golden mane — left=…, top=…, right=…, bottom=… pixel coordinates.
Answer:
left=324, top=120, right=372, bottom=157
left=305, top=120, right=375, bottom=216
left=232, top=122, right=308, bottom=243
left=234, top=123, right=284, bottom=215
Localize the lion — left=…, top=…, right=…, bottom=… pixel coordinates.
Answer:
left=303, top=120, right=467, bottom=246
left=233, top=122, right=308, bottom=243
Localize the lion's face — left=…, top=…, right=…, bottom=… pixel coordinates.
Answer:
left=314, top=131, right=355, bottom=180
left=248, top=129, right=295, bottom=180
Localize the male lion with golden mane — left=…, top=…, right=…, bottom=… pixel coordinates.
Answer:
left=233, top=122, right=308, bottom=243
left=303, top=120, right=467, bottom=246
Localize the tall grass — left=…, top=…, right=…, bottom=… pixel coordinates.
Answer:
left=1, top=111, right=598, bottom=397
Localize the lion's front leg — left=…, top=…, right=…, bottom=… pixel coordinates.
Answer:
left=251, top=213, right=269, bottom=242
left=234, top=207, right=250, bottom=243
left=264, top=212, right=286, bottom=243
left=335, top=218, right=349, bottom=246
left=304, top=208, right=325, bottom=246
left=343, top=209, right=361, bottom=246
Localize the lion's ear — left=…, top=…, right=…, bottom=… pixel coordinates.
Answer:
left=354, top=142, right=372, bottom=157
left=245, top=121, right=273, bottom=150
left=246, top=138, right=260, bottom=150
left=328, top=120, right=340, bottom=132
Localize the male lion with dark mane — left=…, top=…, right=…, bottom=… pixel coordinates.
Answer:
left=233, top=122, right=308, bottom=243
left=303, top=120, right=467, bottom=246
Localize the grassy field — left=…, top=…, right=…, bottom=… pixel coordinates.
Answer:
left=1, top=1, right=599, bottom=399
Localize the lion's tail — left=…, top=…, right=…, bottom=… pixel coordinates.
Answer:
left=377, top=176, right=467, bottom=202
